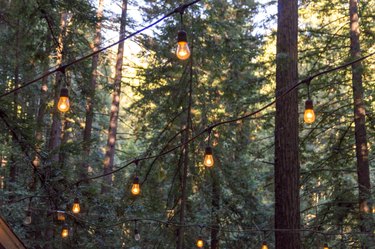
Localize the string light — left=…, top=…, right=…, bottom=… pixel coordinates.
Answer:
left=176, top=30, right=191, bottom=60
left=304, top=99, right=315, bottom=124
left=323, top=243, right=329, bottom=249
left=61, top=223, right=69, bottom=238
left=23, top=211, right=32, bottom=225
left=2, top=3, right=375, bottom=247
left=196, top=236, right=204, bottom=248
left=72, top=197, right=81, bottom=214
left=57, top=87, right=70, bottom=113
left=131, top=176, right=141, bottom=196
left=56, top=211, right=66, bottom=221
left=304, top=80, right=315, bottom=124
left=261, top=241, right=268, bottom=249
left=134, top=221, right=141, bottom=241
left=203, top=129, right=214, bottom=167
left=203, top=146, right=214, bottom=167
left=134, top=228, right=141, bottom=241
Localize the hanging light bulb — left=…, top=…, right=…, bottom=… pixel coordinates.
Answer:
left=23, top=211, right=32, bottom=225
left=134, top=229, right=141, bottom=241
left=261, top=241, right=269, bottom=249
left=176, top=30, right=190, bottom=60
left=196, top=237, right=204, bottom=248
left=56, top=211, right=66, bottom=221
left=57, top=87, right=70, bottom=112
left=304, top=99, right=315, bottom=124
left=323, top=243, right=329, bottom=249
left=131, top=176, right=141, bottom=195
left=203, top=146, right=214, bottom=167
left=72, top=197, right=80, bottom=214
left=61, top=224, right=69, bottom=238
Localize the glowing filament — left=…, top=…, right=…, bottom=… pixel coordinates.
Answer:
left=204, top=147, right=214, bottom=167
left=131, top=176, right=141, bottom=195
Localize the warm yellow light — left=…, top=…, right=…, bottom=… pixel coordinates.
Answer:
left=58, top=88, right=70, bottom=112
left=261, top=241, right=268, bottom=249
left=58, top=96, right=70, bottom=112
left=304, top=99, right=315, bottom=124
left=323, top=243, right=329, bottom=249
left=304, top=109, right=315, bottom=123
left=57, top=211, right=66, bottom=221
left=131, top=176, right=140, bottom=195
left=204, top=147, right=214, bottom=167
left=176, top=41, right=191, bottom=60
left=72, top=198, right=80, bottom=214
left=176, top=30, right=190, bottom=60
left=61, top=225, right=69, bottom=238
left=196, top=238, right=204, bottom=248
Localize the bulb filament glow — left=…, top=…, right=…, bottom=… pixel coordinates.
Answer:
left=204, top=146, right=214, bottom=167
left=61, top=224, right=69, bottom=238
left=176, top=30, right=190, bottom=60
left=304, top=99, right=315, bottom=124
left=131, top=176, right=141, bottom=195
left=58, top=88, right=70, bottom=112
left=72, top=198, right=80, bottom=214
left=196, top=237, right=204, bottom=248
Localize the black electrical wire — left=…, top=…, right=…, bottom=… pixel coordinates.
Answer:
left=0, top=0, right=203, bottom=99
left=74, top=50, right=375, bottom=185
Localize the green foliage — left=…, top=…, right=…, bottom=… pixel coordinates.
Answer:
left=0, top=0, right=373, bottom=248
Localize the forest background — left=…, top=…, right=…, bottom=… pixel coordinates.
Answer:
left=0, top=0, right=374, bottom=248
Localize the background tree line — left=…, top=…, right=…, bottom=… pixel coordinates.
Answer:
left=0, top=0, right=374, bottom=248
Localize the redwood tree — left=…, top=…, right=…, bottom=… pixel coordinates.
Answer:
left=82, top=0, right=104, bottom=180
left=349, top=0, right=373, bottom=246
left=274, top=0, right=301, bottom=248
left=102, top=0, right=128, bottom=192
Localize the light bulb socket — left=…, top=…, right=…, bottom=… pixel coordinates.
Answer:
left=323, top=243, right=329, bottom=247
left=133, top=176, right=139, bottom=184
left=205, top=146, right=213, bottom=155
left=177, top=30, right=187, bottom=43
left=60, top=87, right=69, bottom=97
left=73, top=197, right=80, bottom=204
left=262, top=241, right=267, bottom=245
left=305, top=99, right=313, bottom=109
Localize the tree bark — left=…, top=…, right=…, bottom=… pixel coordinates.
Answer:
left=210, top=169, right=220, bottom=249
left=274, top=0, right=301, bottom=248
left=48, top=13, right=69, bottom=172
left=81, top=0, right=104, bottom=180
left=31, top=59, right=49, bottom=191
left=102, top=0, right=127, bottom=192
left=177, top=46, right=193, bottom=249
left=349, top=0, right=373, bottom=247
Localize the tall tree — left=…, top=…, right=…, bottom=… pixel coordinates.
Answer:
left=274, top=0, right=301, bottom=248
left=82, top=0, right=105, bottom=179
left=102, top=0, right=128, bottom=192
left=48, top=12, right=70, bottom=168
left=349, top=0, right=373, bottom=246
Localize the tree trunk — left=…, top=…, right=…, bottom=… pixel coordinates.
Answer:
left=102, top=0, right=127, bottom=192
left=274, top=0, right=301, bottom=248
left=177, top=48, right=193, bottom=249
left=31, top=63, right=49, bottom=190
left=81, top=0, right=104, bottom=180
left=349, top=0, right=373, bottom=247
left=210, top=169, right=220, bottom=249
left=48, top=13, right=69, bottom=172
left=9, top=20, right=20, bottom=197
